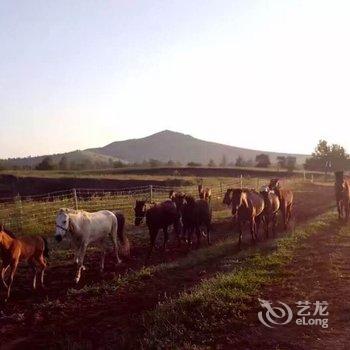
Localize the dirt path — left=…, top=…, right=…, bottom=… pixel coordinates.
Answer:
left=224, top=218, right=350, bottom=349
left=0, top=183, right=335, bottom=349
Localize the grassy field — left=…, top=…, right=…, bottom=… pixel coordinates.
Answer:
left=0, top=178, right=337, bottom=349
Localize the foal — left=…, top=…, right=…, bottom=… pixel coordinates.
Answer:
left=0, top=227, right=48, bottom=300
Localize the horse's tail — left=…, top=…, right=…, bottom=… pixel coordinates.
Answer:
left=41, top=236, right=49, bottom=259
left=114, top=213, right=130, bottom=257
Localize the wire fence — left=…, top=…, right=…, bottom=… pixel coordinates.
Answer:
left=0, top=176, right=309, bottom=235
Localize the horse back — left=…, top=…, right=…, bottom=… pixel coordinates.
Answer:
left=247, top=192, right=265, bottom=216
left=17, top=236, right=46, bottom=260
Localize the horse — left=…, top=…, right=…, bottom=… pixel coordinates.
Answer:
left=259, top=186, right=280, bottom=238
left=0, top=226, right=48, bottom=301
left=268, top=178, right=294, bottom=230
left=334, top=171, right=350, bottom=221
left=134, top=199, right=181, bottom=265
left=223, top=188, right=264, bottom=248
left=198, top=184, right=212, bottom=203
left=55, top=208, right=130, bottom=283
left=181, top=195, right=212, bottom=247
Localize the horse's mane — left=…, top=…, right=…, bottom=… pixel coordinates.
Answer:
left=1, top=227, right=16, bottom=238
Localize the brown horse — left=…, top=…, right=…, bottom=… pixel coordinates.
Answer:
left=335, top=171, right=350, bottom=221
left=198, top=184, right=212, bottom=203
left=260, top=186, right=280, bottom=238
left=223, top=188, right=264, bottom=248
left=134, top=199, right=181, bottom=264
left=0, top=227, right=48, bottom=300
left=269, top=178, right=294, bottom=230
left=181, top=195, right=212, bottom=247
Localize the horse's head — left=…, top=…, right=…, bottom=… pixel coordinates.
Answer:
left=55, top=208, right=70, bottom=242
left=231, top=189, right=245, bottom=215
left=223, top=189, right=233, bottom=206
left=172, top=192, right=185, bottom=211
left=269, top=178, right=281, bottom=190
left=134, top=200, right=146, bottom=226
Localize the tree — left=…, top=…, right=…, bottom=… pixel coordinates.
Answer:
left=277, top=156, right=286, bottom=169
left=208, top=159, right=216, bottom=167
left=36, top=156, right=55, bottom=170
left=220, top=154, right=227, bottom=167
left=149, top=158, right=162, bottom=168
left=286, top=156, right=296, bottom=172
left=235, top=156, right=244, bottom=167
left=58, top=156, right=69, bottom=170
left=304, top=140, right=349, bottom=171
left=187, top=161, right=202, bottom=167
left=255, top=154, right=271, bottom=168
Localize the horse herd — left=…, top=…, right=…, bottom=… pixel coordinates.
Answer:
left=16, top=174, right=350, bottom=304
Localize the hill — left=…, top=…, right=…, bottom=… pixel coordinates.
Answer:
left=89, top=130, right=308, bottom=165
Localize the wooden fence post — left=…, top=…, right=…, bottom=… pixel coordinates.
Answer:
left=72, top=188, right=78, bottom=210
left=220, top=182, right=223, bottom=198
left=150, top=185, right=153, bottom=203
left=240, top=174, right=243, bottom=189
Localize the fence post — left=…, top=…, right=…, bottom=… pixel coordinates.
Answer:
left=240, top=174, right=243, bottom=189
left=150, top=185, right=153, bottom=203
left=72, top=188, right=78, bottom=210
left=15, top=194, right=23, bottom=232
left=311, top=174, right=314, bottom=183
left=256, top=178, right=260, bottom=190
left=220, top=182, right=223, bottom=198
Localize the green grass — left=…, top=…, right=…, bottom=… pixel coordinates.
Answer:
left=139, top=211, right=337, bottom=348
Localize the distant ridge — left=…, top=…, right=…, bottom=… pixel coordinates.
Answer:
left=1, top=130, right=308, bottom=167
left=88, top=130, right=308, bottom=165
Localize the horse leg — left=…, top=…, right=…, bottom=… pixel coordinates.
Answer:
left=162, top=227, right=169, bottom=252
left=255, top=216, right=261, bottom=241
left=29, top=259, right=37, bottom=290
left=237, top=221, right=243, bottom=250
left=206, top=220, right=212, bottom=245
left=6, top=258, right=19, bottom=301
left=195, top=225, right=201, bottom=248
left=37, top=255, right=47, bottom=288
left=75, top=242, right=88, bottom=284
left=1, top=262, right=9, bottom=289
left=287, top=203, right=293, bottom=226
left=110, top=229, right=122, bottom=265
left=145, top=229, right=158, bottom=266
left=337, top=200, right=343, bottom=220
left=345, top=199, right=350, bottom=222
left=272, top=214, right=277, bottom=237
left=281, top=204, right=287, bottom=231
left=249, top=218, right=256, bottom=244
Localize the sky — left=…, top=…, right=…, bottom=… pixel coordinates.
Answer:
left=1, top=0, right=350, bottom=158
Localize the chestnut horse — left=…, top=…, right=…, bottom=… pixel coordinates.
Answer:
left=335, top=171, right=350, bottom=221
left=181, top=195, right=212, bottom=247
left=269, top=179, right=294, bottom=230
left=223, top=188, right=264, bottom=248
left=259, top=186, right=280, bottom=238
left=134, top=199, right=181, bottom=264
left=0, top=227, right=48, bottom=300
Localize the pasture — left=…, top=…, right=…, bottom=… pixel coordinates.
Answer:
left=0, top=175, right=343, bottom=349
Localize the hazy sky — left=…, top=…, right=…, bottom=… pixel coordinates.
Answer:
left=1, top=0, right=350, bottom=158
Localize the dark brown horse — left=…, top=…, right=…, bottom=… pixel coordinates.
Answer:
left=134, top=199, right=181, bottom=264
left=181, top=195, right=212, bottom=247
left=223, top=188, right=264, bottom=248
left=269, top=178, right=294, bottom=230
left=259, top=186, right=280, bottom=238
left=335, top=171, right=350, bottom=221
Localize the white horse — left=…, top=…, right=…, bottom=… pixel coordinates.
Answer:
left=55, top=208, right=130, bottom=283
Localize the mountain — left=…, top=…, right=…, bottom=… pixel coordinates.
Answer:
left=1, top=130, right=308, bottom=168
left=88, top=130, right=308, bottom=165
